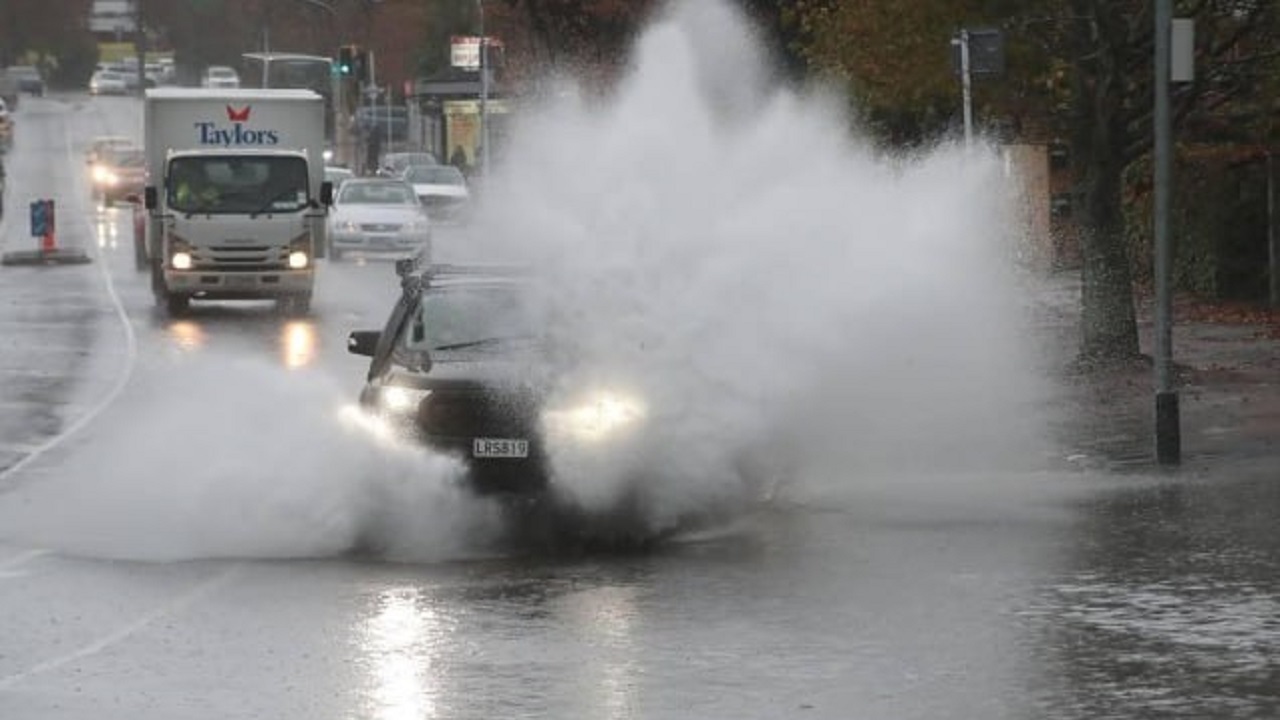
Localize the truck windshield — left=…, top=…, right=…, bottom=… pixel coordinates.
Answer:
left=167, top=155, right=309, bottom=215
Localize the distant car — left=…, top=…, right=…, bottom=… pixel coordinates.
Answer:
left=326, top=178, right=431, bottom=261
left=377, top=152, right=438, bottom=178
left=89, top=70, right=129, bottom=96
left=201, top=65, right=240, bottom=89
left=404, top=164, right=471, bottom=225
left=324, top=165, right=355, bottom=189
left=92, top=147, right=146, bottom=206
left=7, top=66, right=44, bottom=96
left=86, top=135, right=136, bottom=166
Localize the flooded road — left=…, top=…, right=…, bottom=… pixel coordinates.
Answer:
left=2, top=18, right=1279, bottom=720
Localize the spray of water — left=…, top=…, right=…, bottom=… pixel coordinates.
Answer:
left=0, top=351, right=503, bottom=563
left=468, top=0, right=1052, bottom=526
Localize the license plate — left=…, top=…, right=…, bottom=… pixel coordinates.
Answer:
left=368, top=235, right=394, bottom=248
left=227, top=275, right=256, bottom=288
left=472, top=438, right=529, bottom=459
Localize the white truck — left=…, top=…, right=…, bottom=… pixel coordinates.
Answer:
left=141, top=88, right=333, bottom=315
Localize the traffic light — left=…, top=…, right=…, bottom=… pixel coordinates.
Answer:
left=337, top=45, right=357, bottom=77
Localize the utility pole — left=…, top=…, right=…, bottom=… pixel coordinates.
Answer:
left=958, top=29, right=973, bottom=146
left=1153, top=0, right=1180, bottom=465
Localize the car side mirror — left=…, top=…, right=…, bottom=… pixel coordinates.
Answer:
left=144, top=186, right=157, bottom=210
left=319, top=180, right=334, bottom=206
left=347, top=330, right=381, bottom=357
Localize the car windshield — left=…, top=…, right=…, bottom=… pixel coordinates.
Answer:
left=402, top=285, right=536, bottom=354
left=167, top=155, right=309, bottom=215
left=337, top=182, right=416, bottom=205
left=405, top=166, right=465, bottom=186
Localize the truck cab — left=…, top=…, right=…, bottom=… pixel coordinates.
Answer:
left=141, top=88, right=332, bottom=316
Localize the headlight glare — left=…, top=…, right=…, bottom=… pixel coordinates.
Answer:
left=288, top=251, right=309, bottom=269
left=544, top=391, right=647, bottom=442
left=171, top=251, right=193, bottom=270
left=380, top=386, right=431, bottom=413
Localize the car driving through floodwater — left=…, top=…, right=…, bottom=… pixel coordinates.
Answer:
left=345, top=260, right=789, bottom=544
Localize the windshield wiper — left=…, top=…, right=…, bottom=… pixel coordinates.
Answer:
left=431, top=334, right=534, bottom=351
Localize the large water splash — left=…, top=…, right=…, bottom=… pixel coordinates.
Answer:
left=465, top=0, right=1052, bottom=526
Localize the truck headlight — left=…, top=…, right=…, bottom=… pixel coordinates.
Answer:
left=543, top=391, right=648, bottom=442
left=288, top=232, right=312, bottom=269
left=168, top=235, right=193, bottom=270
left=171, top=252, right=193, bottom=270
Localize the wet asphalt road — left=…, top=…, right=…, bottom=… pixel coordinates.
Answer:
left=1, top=94, right=1278, bottom=719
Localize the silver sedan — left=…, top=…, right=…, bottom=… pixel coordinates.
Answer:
left=326, top=178, right=432, bottom=262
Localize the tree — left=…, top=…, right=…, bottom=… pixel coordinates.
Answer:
left=787, top=0, right=1280, bottom=362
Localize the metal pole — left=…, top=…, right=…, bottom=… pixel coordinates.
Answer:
left=1269, top=150, right=1278, bottom=307
left=1154, top=0, right=1180, bottom=465
left=960, top=29, right=973, bottom=146
left=478, top=0, right=490, bottom=178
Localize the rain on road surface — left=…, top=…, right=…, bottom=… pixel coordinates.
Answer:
left=2, top=7, right=1279, bottom=718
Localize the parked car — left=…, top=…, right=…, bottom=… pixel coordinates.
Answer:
left=0, top=72, right=17, bottom=109
left=201, top=65, right=240, bottom=89
left=326, top=178, right=431, bottom=261
left=404, top=164, right=471, bottom=224
left=0, top=98, right=12, bottom=149
left=6, top=66, right=44, bottom=96
left=89, top=70, right=129, bottom=96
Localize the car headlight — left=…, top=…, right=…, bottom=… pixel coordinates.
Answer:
left=543, top=390, right=648, bottom=442
left=405, top=218, right=430, bottom=235
left=380, top=386, right=431, bottom=414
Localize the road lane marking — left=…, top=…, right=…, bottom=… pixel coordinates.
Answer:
left=0, top=122, right=139, bottom=491
left=0, top=564, right=241, bottom=690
